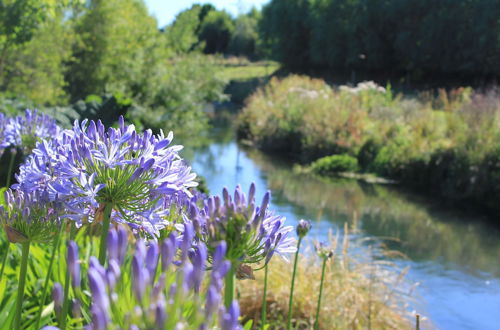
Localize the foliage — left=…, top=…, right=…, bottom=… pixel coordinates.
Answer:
left=311, top=155, right=359, bottom=175
left=228, top=9, right=261, bottom=59
left=0, top=1, right=75, bottom=105
left=127, top=54, right=228, bottom=143
left=66, top=0, right=161, bottom=100
left=198, top=10, right=235, bottom=54
left=260, top=0, right=500, bottom=81
left=238, top=75, right=500, bottom=212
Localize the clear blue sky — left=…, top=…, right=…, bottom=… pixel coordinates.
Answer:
left=144, top=0, right=270, bottom=28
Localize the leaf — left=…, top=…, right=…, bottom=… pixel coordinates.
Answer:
left=0, top=187, right=6, bottom=207
left=243, top=319, right=253, bottom=330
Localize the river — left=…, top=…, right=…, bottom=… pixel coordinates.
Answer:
left=185, top=122, right=500, bottom=330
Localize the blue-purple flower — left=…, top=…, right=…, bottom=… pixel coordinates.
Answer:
left=192, top=183, right=296, bottom=267
left=56, top=225, right=240, bottom=329
left=14, top=116, right=197, bottom=236
left=3, top=109, right=60, bottom=154
left=0, top=189, right=61, bottom=243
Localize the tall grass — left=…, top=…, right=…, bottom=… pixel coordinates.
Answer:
left=238, top=226, right=418, bottom=329
left=238, top=76, right=500, bottom=214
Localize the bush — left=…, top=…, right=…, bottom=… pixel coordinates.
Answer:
left=311, top=154, right=359, bottom=175
left=238, top=76, right=500, bottom=213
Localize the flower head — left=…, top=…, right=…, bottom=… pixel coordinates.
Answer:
left=0, top=189, right=61, bottom=244
left=192, top=183, right=296, bottom=267
left=59, top=225, right=239, bottom=329
left=4, top=109, right=60, bottom=154
left=14, top=116, right=197, bottom=236
left=296, top=219, right=311, bottom=239
left=314, top=241, right=334, bottom=260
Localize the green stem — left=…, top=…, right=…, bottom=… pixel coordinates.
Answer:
left=98, top=204, right=113, bottom=265
left=6, top=148, right=16, bottom=188
left=14, top=242, right=31, bottom=330
left=224, top=262, right=236, bottom=308
left=261, top=263, right=269, bottom=329
left=34, top=223, right=64, bottom=329
left=287, top=237, right=302, bottom=330
left=314, top=258, right=328, bottom=330
left=60, top=224, right=76, bottom=330
left=0, top=241, right=10, bottom=282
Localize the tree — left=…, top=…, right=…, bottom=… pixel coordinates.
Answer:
left=198, top=10, right=235, bottom=54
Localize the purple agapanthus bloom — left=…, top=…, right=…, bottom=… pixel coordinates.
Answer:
left=0, top=112, right=10, bottom=156
left=3, top=109, right=60, bottom=154
left=0, top=189, right=62, bottom=244
left=191, top=183, right=296, bottom=268
left=56, top=225, right=240, bottom=329
left=14, top=116, right=197, bottom=236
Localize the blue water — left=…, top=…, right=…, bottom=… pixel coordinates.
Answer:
left=188, top=132, right=500, bottom=330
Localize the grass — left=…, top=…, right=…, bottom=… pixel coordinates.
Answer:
left=238, top=225, right=418, bottom=329
left=218, top=61, right=280, bottom=82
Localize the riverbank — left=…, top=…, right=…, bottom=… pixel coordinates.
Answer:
left=237, top=75, right=500, bottom=217
left=190, top=124, right=500, bottom=329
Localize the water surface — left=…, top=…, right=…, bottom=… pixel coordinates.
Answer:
left=186, top=125, right=500, bottom=330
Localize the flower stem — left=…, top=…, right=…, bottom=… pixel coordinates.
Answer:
left=224, top=262, right=236, bottom=308
left=34, top=223, right=64, bottom=329
left=314, top=257, right=328, bottom=330
left=287, top=237, right=302, bottom=330
left=0, top=241, right=10, bottom=282
left=261, top=263, right=269, bottom=329
left=60, top=224, right=76, bottom=330
left=98, top=203, right=113, bottom=265
left=14, top=241, right=31, bottom=330
left=6, top=148, right=16, bottom=187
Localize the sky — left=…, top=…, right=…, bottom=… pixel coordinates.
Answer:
left=144, top=0, right=270, bottom=28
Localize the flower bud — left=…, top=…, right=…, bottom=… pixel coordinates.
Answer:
left=296, top=219, right=311, bottom=238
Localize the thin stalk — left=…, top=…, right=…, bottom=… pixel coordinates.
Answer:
left=0, top=241, right=10, bottom=282
left=14, top=242, right=31, bottom=330
left=60, top=224, right=76, bottom=330
left=287, top=237, right=302, bottom=330
left=224, top=262, right=236, bottom=308
left=314, top=258, right=328, bottom=330
left=98, top=203, right=113, bottom=265
left=260, top=263, right=269, bottom=329
left=34, top=223, right=64, bottom=329
left=6, top=148, right=16, bottom=187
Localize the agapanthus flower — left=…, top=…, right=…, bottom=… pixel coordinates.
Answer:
left=0, top=112, right=10, bottom=156
left=0, top=189, right=62, bottom=244
left=191, top=183, right=296, bottom=268
left=314, top=241, right=334, bottom=260
left=296, top=219, right=311, bottom=238
left=3, top=109, right=60, bottom=154
left=14, top=116, right=197, bottom=236
left=50, top=225, right=240, bottom=329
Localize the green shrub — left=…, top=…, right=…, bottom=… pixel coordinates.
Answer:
left=311, top=154, right=359, bottom=175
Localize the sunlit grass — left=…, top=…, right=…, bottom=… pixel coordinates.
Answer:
left=238, top=226, right=419, bottom=329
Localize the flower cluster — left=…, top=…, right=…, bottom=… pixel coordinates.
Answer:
left=1, top=109, right=60, bottom=154
left=52, top=225, right=241, bottom=329
left=0, top=189, right=61, bottom=244
left=14, top=116, right=197, bottom=236
left=192, top=183, right=296, bottom=267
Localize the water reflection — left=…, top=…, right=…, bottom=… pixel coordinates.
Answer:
left=187, top=123, right=500, bottom=330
